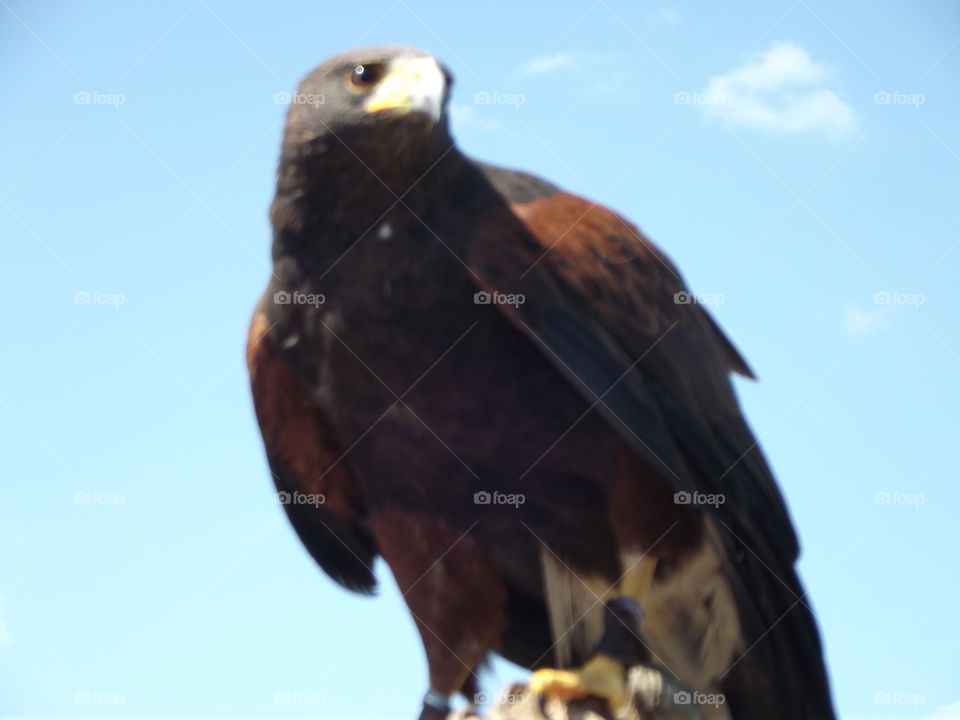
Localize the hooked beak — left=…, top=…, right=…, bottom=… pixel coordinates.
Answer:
left=363, top=56, right=446, bottom=124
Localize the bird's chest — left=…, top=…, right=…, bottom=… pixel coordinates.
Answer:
left=269, top=212, right=462, bottom=384
left=314, top=295, right=605, bottom=484
left=269, top=218, right=608, bottom=485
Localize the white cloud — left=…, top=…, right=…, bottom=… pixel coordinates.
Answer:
left=516, top=51, right=585, bottom=77
left=698, top=42, right=856, bottom=138
left=843, top=304, right=887, bottom=338
left=925, top=702, right=960, bottom=720
left=515, top=51, right=632, bottom=99
left=658, top=7, right=681, bottom=25
left=449, top=103, right=505, bottom=133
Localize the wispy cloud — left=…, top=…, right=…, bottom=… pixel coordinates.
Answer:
left=516, top=51, right=587, bottom=77
left=697, top=42, right=857, bottom=138
left=657, top=7, right=681, bottom=25
left=925, top=702, right=960, bottom=720
left=843, top=304, right=887, bottom=338
left=515, top=51, right=632, bottom=99
left=449, top=103, right=506, bottom=133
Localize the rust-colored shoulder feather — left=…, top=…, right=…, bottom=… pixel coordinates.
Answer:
left=247, top=303, right=377, bottom=593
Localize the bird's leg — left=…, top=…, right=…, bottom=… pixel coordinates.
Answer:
left=369, top=509, right=505, bottom=720
left=418, top=689, right=453, bottom=720
left=529, top=556, right=657, bottom=712
left=460, top=673, right=482, bottom=712
left=413, top=635, right=485, bottom=720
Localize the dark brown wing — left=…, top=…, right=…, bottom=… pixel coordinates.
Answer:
left=247, top=301, right=377, bottom=593
left=467, top=166, right=835, bottom=719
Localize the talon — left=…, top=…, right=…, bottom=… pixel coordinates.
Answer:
left=529, top=654, right=629, bottom=711
left=536, top=689, right=550, bottom=720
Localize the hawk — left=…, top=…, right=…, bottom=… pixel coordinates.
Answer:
left=247, top=46, right=836, bottom=720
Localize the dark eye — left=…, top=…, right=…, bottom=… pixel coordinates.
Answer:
left=348, top=63, right=385, bottom=89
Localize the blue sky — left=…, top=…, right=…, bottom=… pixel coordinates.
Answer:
left=1, top=1, right=958, bottom=718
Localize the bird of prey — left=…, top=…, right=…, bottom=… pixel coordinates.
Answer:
left=247, top=46, right=836, bottom=720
